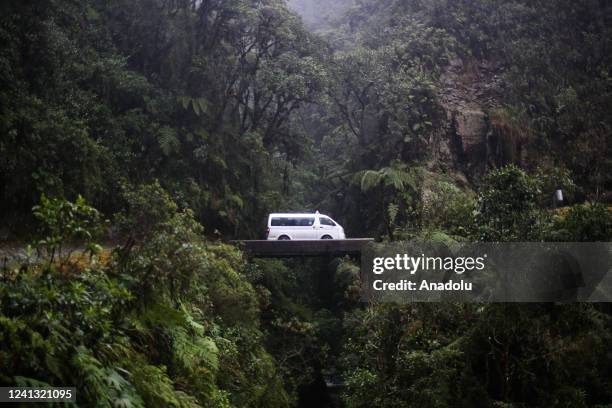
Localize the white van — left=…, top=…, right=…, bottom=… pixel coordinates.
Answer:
left=266, top=212, right=346, bottom=240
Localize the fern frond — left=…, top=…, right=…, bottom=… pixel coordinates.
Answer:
left=360, top=170, right=382, bottom=192
left=158, top=127, right=180, bottom=156
left=173, top=327, right=219, bottom=372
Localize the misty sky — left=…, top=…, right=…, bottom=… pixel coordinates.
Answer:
left=287, top=0, right=355, bottom=30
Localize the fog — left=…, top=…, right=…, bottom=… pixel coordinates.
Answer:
left=287, top=0, right=355, bottom=30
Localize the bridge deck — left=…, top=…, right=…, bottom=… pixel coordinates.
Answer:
left=235, top=238, right=374, bottom=258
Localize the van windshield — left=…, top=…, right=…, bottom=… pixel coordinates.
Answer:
left=271, top=217, right=315, bottom=227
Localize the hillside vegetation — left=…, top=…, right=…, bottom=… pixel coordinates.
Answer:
left=1, top=0, right=612, bottom=407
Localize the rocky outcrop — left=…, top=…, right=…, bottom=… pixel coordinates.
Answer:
left=453, top=108, right=488, bottom=163
left=432, top=58, right=518, bottom=179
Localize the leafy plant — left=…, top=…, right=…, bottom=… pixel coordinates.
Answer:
left=32, top=194, right=106, bottom=267
left=549, top=203, right=612, bottom=242
left=474, top=165, right=543, bottom=241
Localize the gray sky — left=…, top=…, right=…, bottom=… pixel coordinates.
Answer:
left=286, top=0, right=354, bottom=30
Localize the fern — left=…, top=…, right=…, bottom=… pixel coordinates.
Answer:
left=225, top=193, right=245, bottom=210
left=158, top=127, right=180, bottom=156
left=14, top=376, right=53, bottom=388
left=359, top=170, right=382, bottom=192
left=128, top=361, right=201, bottom=408
left=135, top=303, right=188, bottom=330
left=355, top=164, right=420, bottom=193
left=177, top=96, right=208, bottom=116
left=173, top=327, right=219, bottom=372
left=381, top=166, right=419, bottom=192
left=71, top=347, right=144, bottom=408
left=105, top=368, right=145, bottom=408
left=72, top=346, right=113, bottom=405
left=387, top=203, right=399, bottom=225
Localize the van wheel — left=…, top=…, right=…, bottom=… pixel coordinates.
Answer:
left=278, top=235, right=291, bottom=240
left=321, top=235, right=333, bottom=240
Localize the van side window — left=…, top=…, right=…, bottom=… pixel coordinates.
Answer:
left=271, top=217, right=315, bottom=226
left=271, top=218, right=285, bottom=226
left=320, top=217, right=336, bottom=226
left=299, top=217, right=315, bottom=226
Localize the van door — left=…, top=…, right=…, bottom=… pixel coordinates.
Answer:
left=293, top=216, right=316, bottom=239
left=308, top=216, right=322, bottom=239
left=318, top=216, right=337, bottom=238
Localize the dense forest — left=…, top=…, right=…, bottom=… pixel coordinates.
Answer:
left=1, top=0, right=612, bottom=407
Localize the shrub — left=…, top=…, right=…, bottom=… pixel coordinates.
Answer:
left=474, top=165, right=543, bottom=241
left=421, top=180, right=475, bottom=237
left=32, top=194, right=106, bottom=267
left=549, top=203, right=612, bottom=242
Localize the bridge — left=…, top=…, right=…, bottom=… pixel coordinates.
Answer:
left=235, top=238, right=374, bottom=258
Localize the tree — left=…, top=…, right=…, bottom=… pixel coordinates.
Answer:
left=474, top=165, right=542, bottom=241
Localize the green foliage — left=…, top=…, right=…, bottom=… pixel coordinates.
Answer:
left=1, top=1, right=612, bottom=407
left=312, top=0, right=612, bottom=241
left=0, top=0, right=327, bottom=238
left=340, top=304, right=488, bottom=408
left=0, top=260, right=137, bottom=406
left=115, top=180, right=179, bottom=242
left=535, top=166, right=577, bottom=207
left=549, top=203, right=612, bottom=242
left=356, top=165, right=419, bottom=193
left=1, top=192, right=289, bottom=407
left=474, top=165, right=543, bottom=241
left=32, top=194, right=106, bottom=266
left=127, top=361, right=199, bottom=408
left=340, top=303, right=612, bottom=407
left=422, top=179, right=475, bottom=237
left=339, top=163, right=423, bottom=238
